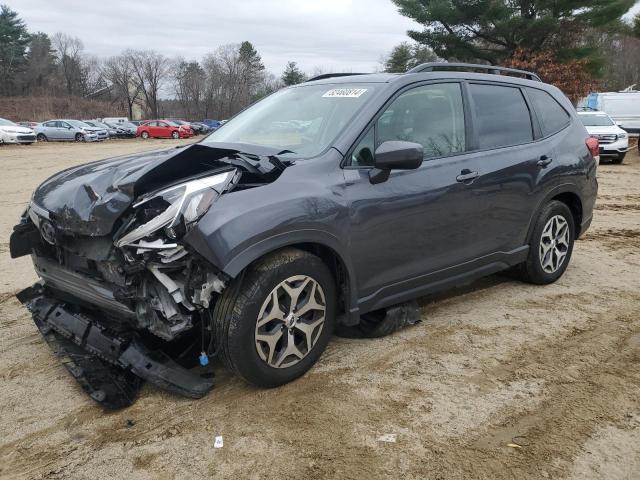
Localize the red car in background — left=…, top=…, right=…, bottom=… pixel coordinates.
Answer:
left=136, top=120, right=193, bottom=139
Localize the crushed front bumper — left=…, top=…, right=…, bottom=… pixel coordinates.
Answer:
left=17, top=284, right=214, bottom=409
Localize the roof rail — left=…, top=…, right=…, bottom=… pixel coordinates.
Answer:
left=306, top=72, right=368, bottom=82
left=407, top=62, right=541, bottom=82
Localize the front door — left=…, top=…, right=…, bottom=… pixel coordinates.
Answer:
left=344, top=82, right=486, bottom=303
left=59, top=121, right=75, bottom=140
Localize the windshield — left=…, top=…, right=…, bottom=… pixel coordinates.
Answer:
left=202, top=83, right=377, bottom=157
left=0, top=118, right=17, bottom=127
left=580, top=114, right=614, bottom=126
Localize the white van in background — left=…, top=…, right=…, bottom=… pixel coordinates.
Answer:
left=101, top=117, right=129, bottom=125
left=585, top=86, right=640, bottom=134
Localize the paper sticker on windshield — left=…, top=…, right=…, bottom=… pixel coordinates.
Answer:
left=322, top=88, right=367, bottom=98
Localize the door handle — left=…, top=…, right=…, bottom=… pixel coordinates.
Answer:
left=537, top=155, right=553, bottom=168
left=456, top=169, right=479, bottom=183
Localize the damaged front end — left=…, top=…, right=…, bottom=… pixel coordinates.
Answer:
left=11, top=144, right=287, bottom=409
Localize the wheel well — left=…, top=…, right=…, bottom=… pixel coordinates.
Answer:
left=291, top=243, right=350, bottom=317
left=552, top=192, right=583, bottom=236
left=246, top=242, right=351, bottom=318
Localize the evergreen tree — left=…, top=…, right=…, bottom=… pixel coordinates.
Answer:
left=281, top=61, right=306, bottom=85
left=391, top=0, right=637, bottom=63
left=0, top=4, right=30, bottom=95
left=384, top=42, right=437, bottom=73
left=22, top=32, right=57, bottom=94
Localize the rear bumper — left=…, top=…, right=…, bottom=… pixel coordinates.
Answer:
left=17, top=284, right=214, bottom=409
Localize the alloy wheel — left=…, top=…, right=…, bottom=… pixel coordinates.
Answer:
left=539, top=215, right=570, bottom=273
left=255, top=275, right=326, bottom=369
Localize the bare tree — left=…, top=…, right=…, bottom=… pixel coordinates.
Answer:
left=127, top=50, right=172, bottom=118
left=51, top=32, right=84, bottom=95
left=103, top=54, right=141, bottom=119
left=200, top=42, right=267, bottom=119
left=173, top=59, right=207, bottom=119
left=79, top=55, right=105, bottom=96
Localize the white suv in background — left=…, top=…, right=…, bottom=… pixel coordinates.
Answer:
left=578, top=110, right=629, bottom=164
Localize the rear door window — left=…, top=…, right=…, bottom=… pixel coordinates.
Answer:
left=527, top=88, right=570, bottom=136
left=469, top=84, right=533, bottom=149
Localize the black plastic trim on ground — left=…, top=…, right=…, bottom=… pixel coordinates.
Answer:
left=17, top=285, right=214, bottom=409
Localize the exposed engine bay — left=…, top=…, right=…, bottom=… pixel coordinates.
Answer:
left=11, top=143, right=290, bottom=408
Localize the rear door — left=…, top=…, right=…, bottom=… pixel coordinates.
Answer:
left=463, top=82, right=548, bottom=254
left=41, top=121, right=57, bottom=140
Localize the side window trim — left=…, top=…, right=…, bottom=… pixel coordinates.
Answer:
left=519, top=86, right=543, bottom=140
left=342, top=80, right=467, bottom=169
left=460, top=81, right=479, bottom=151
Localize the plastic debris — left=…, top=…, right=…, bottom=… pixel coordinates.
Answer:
left=214, top=436, right=223, bottom=448
left=199, top=352, right=209, bottom=366
left=377, top=433, right=397, bottom=443
left=507, top=443, right=522, bottom=449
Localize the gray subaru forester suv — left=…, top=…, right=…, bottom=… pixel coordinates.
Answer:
left=11, top=63, right=598, bottom=408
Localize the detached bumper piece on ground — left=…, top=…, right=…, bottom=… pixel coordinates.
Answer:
left=17, top=285, right=214, bottom=409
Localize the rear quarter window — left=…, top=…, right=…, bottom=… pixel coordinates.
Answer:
left=527, top=88, right=570, bottom=136
left=469, top=84, right=533, bottom=149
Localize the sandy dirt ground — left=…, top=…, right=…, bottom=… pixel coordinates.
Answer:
left=0, top=139, right=639, bottom=480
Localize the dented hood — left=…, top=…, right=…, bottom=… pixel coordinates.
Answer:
left=31, top=143, right=275, bottom=236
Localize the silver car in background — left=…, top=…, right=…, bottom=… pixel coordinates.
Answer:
left=67, top=120, right=108, bottom=141
left=34, top=120, right=100, bottom=142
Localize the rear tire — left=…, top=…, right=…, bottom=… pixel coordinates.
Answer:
left=518, top=200, right=575, bottom=285
left=212, top=248, right=336, bottom=388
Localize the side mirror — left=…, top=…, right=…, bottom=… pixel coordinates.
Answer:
left=369, top=141, right=423, bottom=184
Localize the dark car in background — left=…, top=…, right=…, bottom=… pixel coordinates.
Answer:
left=11, top=63, right=598, bottom=408
left=83, top=120, right=118, bottom=139
left=191, top=122, right=212, bottom=134
left=103, top=120, right=137, bottom=138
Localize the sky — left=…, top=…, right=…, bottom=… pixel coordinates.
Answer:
left=4, top=0, right=421, bottom=75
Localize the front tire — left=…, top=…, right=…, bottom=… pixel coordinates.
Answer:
left=212, top=248, right=336, bottom=387
left=141, top=131, right=150, bottom=139
left=171, top=131, right=179, bottom=139
left=75, top=133, right=85, bottom=142
left=518, top=200, right=575, bottom=284
left=36, top=133, right=47, bottom=142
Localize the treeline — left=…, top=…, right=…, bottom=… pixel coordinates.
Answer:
left=0, top=5, right=310, bottom=121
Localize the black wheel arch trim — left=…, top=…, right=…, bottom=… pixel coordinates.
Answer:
left=188, top=228, right=361, bottom=326
left=525, top=183, right=585, bottom=243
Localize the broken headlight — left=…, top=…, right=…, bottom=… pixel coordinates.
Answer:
left=115, top=170, right=234, bottom=247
